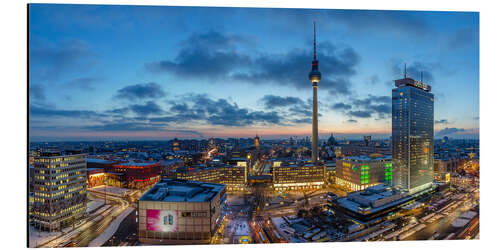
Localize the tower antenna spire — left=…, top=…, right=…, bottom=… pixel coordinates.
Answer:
left=420, top=71, right=423, bottom=82
left=404, top=62, right=407, bottom=78
left=313, top=21, right=317, bottom=61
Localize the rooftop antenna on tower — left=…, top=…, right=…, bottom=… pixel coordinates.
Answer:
left=313, top=21, right=317, bottom=61
left=420, top=71, right=423, bottom=82
left=404, top=63, right=407, bottom=78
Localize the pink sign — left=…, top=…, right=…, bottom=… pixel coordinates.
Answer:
left=146, top=209, right=179, bottom=232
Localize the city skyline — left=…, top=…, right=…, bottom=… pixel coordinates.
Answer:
left=29, top=5, right=479, bottom=141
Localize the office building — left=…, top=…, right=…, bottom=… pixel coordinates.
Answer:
left=167, top=164, right=247, bottom=192
left=392, top=67, right=434, bottom=194
left=272, top=162, right=325, bottom=191
left=336, top=155, right=392, bottom=191
left=138, top=179, right=227, bottom=245
left=32, top=152, right=87, bottom=231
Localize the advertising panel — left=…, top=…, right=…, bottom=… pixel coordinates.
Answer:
left=146, top=209, right=179, bottom=232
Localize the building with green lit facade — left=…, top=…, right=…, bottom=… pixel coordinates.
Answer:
left=335, top=155, right=392, bottom=191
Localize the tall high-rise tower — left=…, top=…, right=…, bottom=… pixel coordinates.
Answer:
left=392, top=65, right=434, bottom=194
left=309, top=22, right=321, bottom=164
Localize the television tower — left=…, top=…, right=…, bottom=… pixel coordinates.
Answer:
left=309, top=22, right=321, bottom=164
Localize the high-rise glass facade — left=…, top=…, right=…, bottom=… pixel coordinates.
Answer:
left=392, top=78, right=434, bottom=194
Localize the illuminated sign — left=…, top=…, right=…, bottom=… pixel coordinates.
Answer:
left=146, top=209, right=178, bottom=232
left=445, top=173, right=451, bottom=183
left=342, top=162, right=351, bottom=168
left=239, top=236, right=251, bottom=244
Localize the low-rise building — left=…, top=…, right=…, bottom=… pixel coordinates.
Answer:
left=433, top=158, right=460, bottom=179
left=335, top=155, right=392, bottom=191
left=272, top=163, right=325, bottom=191
left=138, top=179, right=227, bottom=245
left=112, top=162, right=162, bottom=189
left=166, top=163, right=247, bottom=192
left=331, top=184, right=436, bottom=223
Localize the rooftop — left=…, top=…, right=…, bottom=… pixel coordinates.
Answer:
left=336, top=184, right=411, bottom=213
left=139, top=178, right=225, bottom=202
left=116, top=162, right=159, bottom=167
left=394, top=77, right=431, bottom=92
left=173, top=164, right=244, bottom=173
left=87, top=158, right=114, bottom=164
left=343, top=155, right=392, bottom=162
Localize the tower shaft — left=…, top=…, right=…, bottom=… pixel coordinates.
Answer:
left=309, top=21, right=321, bottom=164
left=312, top=86, right=319, bottom=163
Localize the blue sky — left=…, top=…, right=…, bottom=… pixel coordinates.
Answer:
left=28, top=4, right=479, bottom=141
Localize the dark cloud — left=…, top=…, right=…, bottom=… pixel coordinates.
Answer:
left=29, top=105, right=103, bottom=119
left=145, top=31, right=359, bottom=95
left=436, top=127, right=465, bottom=137
left=150, top=94, right=285, bottom=127
left=66, top=77, right=102, bottom=90
left=259, top=95, right=314, bottom=123
left=347, top=110, right=371, bottom=118
left=129, top=101, right=164, bottom=116
left=83, top=121, right=161, bottom=132
left=261, top=95, right=304, bottom=109
left=106, top=107, right=130, bottom=115
left=233, top=43, right=358, bottom=95
left=183, top=30, right=251, bottom=51
left=81, top=121, right=205, bottom=138
left=145, top=31, right=252, bottom=79
left=435, top=119, right=449, bottom=124
left=339, top=95, right=391, bottom=119
left=29, top=38, right=95, bottom=81
left=193, top=95, right=281, bottom=126
left=115, top=82, right=166, bottom=101
left=347, top=119, right=358, bottom=123
left=331, top=102, right=352, bottom=110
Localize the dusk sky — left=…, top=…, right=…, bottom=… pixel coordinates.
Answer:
left=28, top=4, right=479, bottom=141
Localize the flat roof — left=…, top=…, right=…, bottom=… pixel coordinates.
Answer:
left=87, top=158, right=114, bottom=164
left=343, top=155, right=392, bottom=162
left=173, top=164, right=244, bottom=173
left=87, top=167, right=104, bottom=171
left=337, top=194, right=412, bottom=214
left=139, top=178, right=225, bottom=203
left=336, top=184, right=410, bottom=213
left=116, top=162, right=158, bottom=167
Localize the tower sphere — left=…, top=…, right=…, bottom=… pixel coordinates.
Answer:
left=309, top=67, right=322, bottom=83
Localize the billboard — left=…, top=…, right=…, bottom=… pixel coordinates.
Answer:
left=146, top=209, right=179, bottom=232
